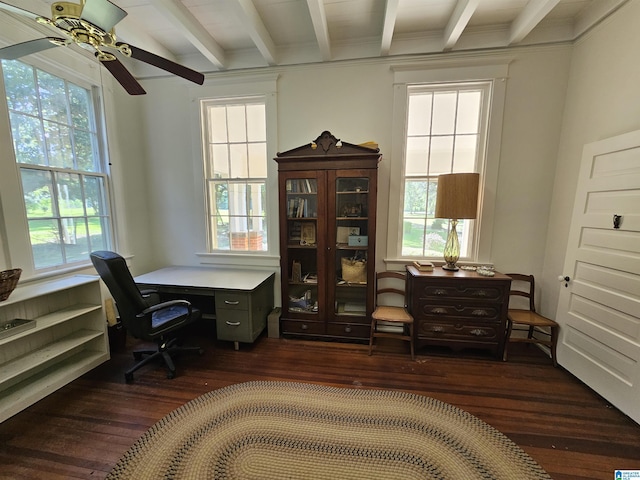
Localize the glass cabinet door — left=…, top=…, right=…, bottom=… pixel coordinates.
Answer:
left=334, top=176, right=369, bottom=318
left=284, top=177, right=319, bottom=316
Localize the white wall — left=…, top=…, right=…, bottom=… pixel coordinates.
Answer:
left=117, top=46, right=572, bottom=281
left=541, top=0, right=640, bottom=317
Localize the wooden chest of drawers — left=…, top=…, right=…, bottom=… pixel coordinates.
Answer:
left=406, top=265, right=511, bottom=358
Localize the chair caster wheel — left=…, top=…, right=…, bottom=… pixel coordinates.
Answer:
left=167, top=371, right=176, bottom=379
left=125, top=373, right=134, bottom=383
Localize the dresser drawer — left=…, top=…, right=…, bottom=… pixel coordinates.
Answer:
left=416, top=302, right=501, bottom=322
left=418, top=284, right=506, bottom=302
left=327, top=322, right=370, bottom=339
left=417, top=320, right=499, bottom=341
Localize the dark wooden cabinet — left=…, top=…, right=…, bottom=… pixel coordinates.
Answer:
left=275, top=131, right=381, bottom=341
left=406, top=265, right=511, bottom=358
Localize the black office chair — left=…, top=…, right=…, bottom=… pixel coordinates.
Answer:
left=90, top=251, right=203, bottom=382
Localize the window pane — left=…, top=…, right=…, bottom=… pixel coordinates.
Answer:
left=29, top=219, right=63, bottom=269
left=405, top=137, right=429, bottom=176
left=248, top=142, right=267, bottom=177
left=21, top=168, right=54, bottom=217
left=209, top=105, right=228, bottom=143
left=453, top=134, right=478, bottom=172
left=38, top=71, right=69, bottom=124
left=10, top=112, right=45, bottom=165
left=44, top=120, right=73, bottom=168
left=210, top=144, right=229, bottom=178
left=83, top=176, right=107, bottom=215
left=229, top=144, right=248, bottom=178
left=61, top=217, right=89, bottom=262
left=2, top=60, right=38, bottom=113
left=227, top=105, right=246, bottom=142
left=431, top=92, right=457, bottom=135
left=74, top=129, right=98, bottom=172
left=68, top=83, right=91, bottom=130
left=88, top=216, right=110, bottom=251
left=456, top=91, right=481, bottom=134
left=429, top=135, right=454, bottom=174
left=407, top=93, right=432, bottom=136
left=246, top=104, right=266, bottom=141
left=55, top=172, right=83, bottom=217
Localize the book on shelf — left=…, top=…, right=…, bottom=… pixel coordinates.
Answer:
left=413, top=260, right=434, bottom=272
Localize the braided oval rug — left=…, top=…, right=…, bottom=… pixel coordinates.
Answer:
left=107, top=381, right=551, bottom=480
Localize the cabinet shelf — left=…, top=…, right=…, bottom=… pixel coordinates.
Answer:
left=0, top=275, right=108, bottom=422
left=0, top=329, right=104, bottom=386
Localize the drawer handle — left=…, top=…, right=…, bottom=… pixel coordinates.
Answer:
left=344, top=325, right=352, bottom=333
left=471, top=309, right=489, bottom=317
left=431, top=326, right=445, bottom=333
left=470, top=328, right=488, bottom=336
left=301, top=324, right=308, bottom=330
left=224, top=300, right=240, bottom=305
left=471, top=290, right=488, bottom=297
left=430, top=308, right=447, bottom=315
left=434, top=289, right=447, bottom=296
left=225, top=321, right=241, bottom=326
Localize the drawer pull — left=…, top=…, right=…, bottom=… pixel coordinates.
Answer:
left=431, top=326, right=445, bottom=333
left=471, top=309, right=489, bottom=317
left=225, top=321, right=241, bottom=326
left=224, top=300, right=240, bottom=305
left=301, top=324, right=308, bottom=330
left=344, top=325, right=352, bottom=333
left=434, top=289, right=447, bottom=296
left=471, top=290, right=489, bottom=297
left=430, top=308, right=447, bottom=315
left=470, top=328, right=488, bottom=336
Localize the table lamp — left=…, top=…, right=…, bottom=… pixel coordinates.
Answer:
left=434, top=173, right=480, bottom=271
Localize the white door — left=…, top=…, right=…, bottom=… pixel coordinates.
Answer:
left=556, top=129, right=640, bottom=425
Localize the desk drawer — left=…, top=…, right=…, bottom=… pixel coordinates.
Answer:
left=216, top=311, right=253, bottom=342
left=217, top=291, right=249, bottom=311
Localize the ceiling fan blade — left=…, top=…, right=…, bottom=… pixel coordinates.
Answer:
left=98, top=55, right=146, bottom=95
left=0, top=1, right=43, bottom=21
left=0, top=37, right=66, bottom=60
left=80, top=0, right=127, bottom=32
left=119, top=43, right=205, bottom=85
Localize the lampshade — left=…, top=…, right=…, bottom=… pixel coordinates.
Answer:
left=435, top=173, right=480, bottom=220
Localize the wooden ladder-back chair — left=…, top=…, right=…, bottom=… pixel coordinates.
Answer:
left=368, top=271, right=415, bottom=360
left=503, top=273, right=559, bottom=367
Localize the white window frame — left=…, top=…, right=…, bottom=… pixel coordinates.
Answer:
left=191, top=74, right=279, bottom=268
left=0, top=37, right=113, bottom=279
left=386, top=60, right=509, bottom=267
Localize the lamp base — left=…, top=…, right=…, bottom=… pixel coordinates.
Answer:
left=442, top=263, right=459, bottom=272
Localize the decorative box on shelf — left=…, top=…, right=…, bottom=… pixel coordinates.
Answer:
left=348, top=235, right=368, bottom=247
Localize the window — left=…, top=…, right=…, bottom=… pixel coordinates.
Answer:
left=2, top=60, right=112, bottom=270
left=401, top=81, right=491, bottom=259
left=201, top=97, right=267, bottom=252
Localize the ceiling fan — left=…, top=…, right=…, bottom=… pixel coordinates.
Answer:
left=0, top=0, right=205, bottom=95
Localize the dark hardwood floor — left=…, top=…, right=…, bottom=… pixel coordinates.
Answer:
left=1, top=323, right=639, bottom=480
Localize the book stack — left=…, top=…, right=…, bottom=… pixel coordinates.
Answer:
left=413, top=260, right=434, bottom=272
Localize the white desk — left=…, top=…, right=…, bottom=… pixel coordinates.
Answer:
left=135, top=266, right=275, bottom=349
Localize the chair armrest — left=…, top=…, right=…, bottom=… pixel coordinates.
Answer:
left=138, top=299, right=192, bottom=317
